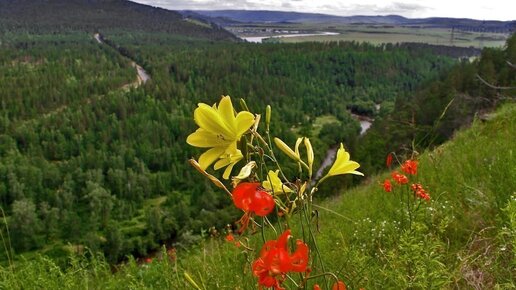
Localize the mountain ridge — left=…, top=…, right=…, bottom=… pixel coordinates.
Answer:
left=0, top=0, right=238, bottom=40
left=183, top=9, right=515, bottom=32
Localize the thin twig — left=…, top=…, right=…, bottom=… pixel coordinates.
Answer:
left=476, top=74, right=516, bottom=90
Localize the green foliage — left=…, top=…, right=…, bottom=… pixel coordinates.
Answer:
left=1, top=101, right=513, bottom=289
left=358, top=33, right=516, bottom=174
left=0, top=31, right=455, bottom=261
left=0, top=0, right=236, bottom=41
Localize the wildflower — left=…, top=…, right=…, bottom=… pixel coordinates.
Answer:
left=213, top=148, right=244, bottom=179
left=401, top=160, right=418, bottom=175
left=252, top=229, right=309, bottom=290
left=225, top=234, right=235, bottom=242
left=319, top=143, right=363, bottom=184
left=262, top=170, right=293, bottom=195
left=410, top=183, right=422, bottom=192
left=383, top=179, right=392, bottom=192
left=225, top=233, right=242, bottom=248
left=187, top=96, right=255, bottom=178
left=411, top=183, right=430, bottom=200
left=391, top=171, right=408, bottom=185
left=416, top=189, right=430, bottom=201
left=332, top=281, right=347, bottom=290
left=232, top=183, right=275, bottom=233
left=314, top=285, right=321, bottom=290
left=386, top=153, right=393, bottom=168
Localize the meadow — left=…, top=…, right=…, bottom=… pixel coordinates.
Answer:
left=230, top=24, right=509, bottom=48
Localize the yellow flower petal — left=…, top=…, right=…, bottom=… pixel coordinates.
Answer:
left=218, top=96, right=237, bottom=134
left=213, top=157, right=231, bottom=170
left=222, top=161, right=238, bottom=180
left=194, top=104, right=233, bottom=139
left=327, top=143, right=363, bottom=177
left=263, top=170, right=292, bottom=194
left=186, top=128, right=230, bottom=148
left=198, top=147, right=225, bottom=170
left=235, top=111, right=255, bottom=137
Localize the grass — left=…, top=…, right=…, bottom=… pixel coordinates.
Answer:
left=234, top=24, right=509, bottom=48
left=272, top=27, right=507, bottom=48
left=0, top=103, right=515, bottom=289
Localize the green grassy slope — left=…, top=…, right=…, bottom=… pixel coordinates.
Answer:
left=1, top=103, right=514, bottom=288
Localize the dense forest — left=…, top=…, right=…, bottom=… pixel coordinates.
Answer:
left=357, top=34, right=516, bottom=173
left=0, top=27, right=461, bottom=262
left=0, top=0, right=236, bottom=41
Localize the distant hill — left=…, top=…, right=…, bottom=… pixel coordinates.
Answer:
left=0, top=0, right=238, bottom=41
left=185, top=10, right=516, bottom=33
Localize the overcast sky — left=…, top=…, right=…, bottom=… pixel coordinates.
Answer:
left=131, top=0, right=515, bottom=21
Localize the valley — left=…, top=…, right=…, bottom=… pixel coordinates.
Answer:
left=0, top=1, right=514, bottom=289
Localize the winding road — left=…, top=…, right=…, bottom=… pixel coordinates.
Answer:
left=94, top=33, right=151, bottom=88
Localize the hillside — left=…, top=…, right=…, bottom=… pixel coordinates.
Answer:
left=0, top=32, right=455, bottom=263
left=188, top=9, right=515, bottom=32
left=0, top=0, right=237, bottom=40
left=1, top=101, right=514, bottom=289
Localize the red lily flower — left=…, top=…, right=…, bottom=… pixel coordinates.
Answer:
left=232, top=182, right=275, bottom=233
left=411, top=183, right=430, bottom=201
left=383, top=179, right=392, bottom=192
left=332, top=281, right=347, bottom=290
left=401, top=160, right=418, bottom=175
left=252, top=229, right=309, bottom=290
left=386, top=153, right=393, bottom=168
left=391, top=172, right=408, bottom=185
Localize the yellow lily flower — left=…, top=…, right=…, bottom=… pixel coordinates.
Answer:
left=186, top=96, right=255, bottom=176
left=326, top=143, right=363, bottom=177
left=213, top=147, right=244, bottom=180
left=262, top=170, right=293, bottom=195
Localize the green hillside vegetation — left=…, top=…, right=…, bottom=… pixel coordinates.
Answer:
left=0, top=30, right=456, bottom=262
left=1, top=101, right=514, bottom=289
left=0, top=1, right=514, bottom=282
left=0, top=0, right=236, bottom=41
left=357, top=34, right=516, bottom=174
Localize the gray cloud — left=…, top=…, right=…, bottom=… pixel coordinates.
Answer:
left=130, top=0, right=512, bottom=20
left=134, top=0, right=427, bottom=14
